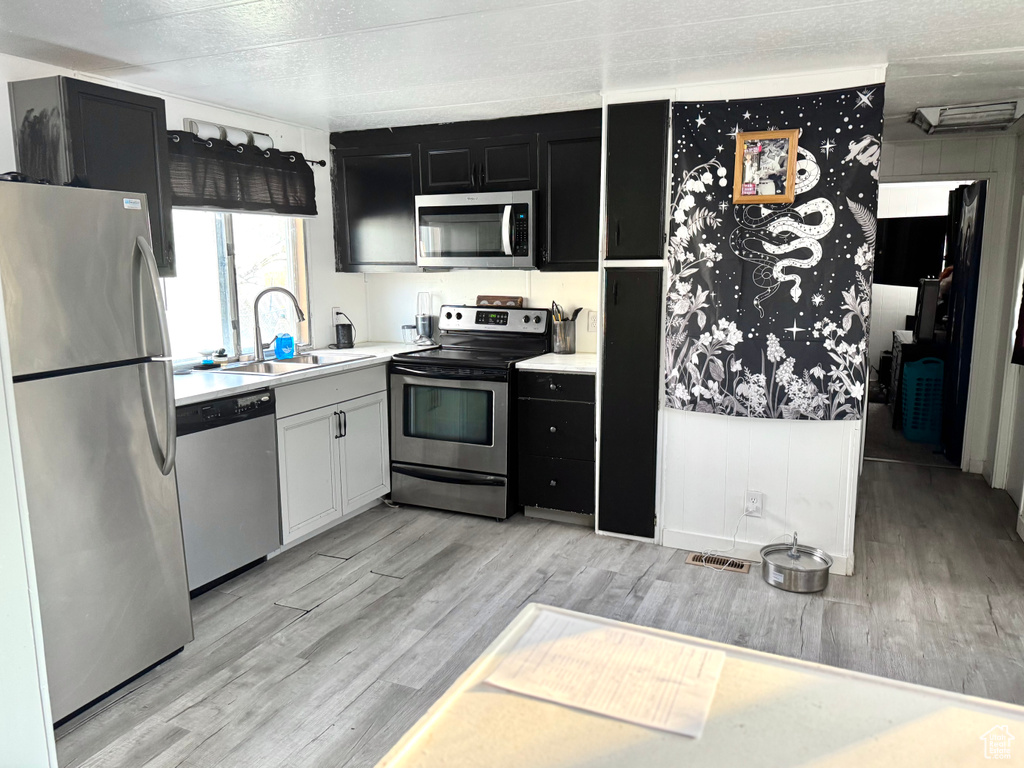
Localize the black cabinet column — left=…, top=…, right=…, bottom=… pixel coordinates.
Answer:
left=598, top=268, right=663, bottom=538
left=605, top=101, right=669, bottom=259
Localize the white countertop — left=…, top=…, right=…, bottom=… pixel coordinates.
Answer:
left=516, top=352, right=597, bottom=373
left=378, top=604, right=1024, bottom=767
left=173, top=342, right=429, bottom=406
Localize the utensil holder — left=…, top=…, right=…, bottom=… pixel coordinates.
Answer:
left=552, top=320, right=576, bottom=354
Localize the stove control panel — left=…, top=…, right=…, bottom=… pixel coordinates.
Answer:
left=438, top=305, right=549, bottom=334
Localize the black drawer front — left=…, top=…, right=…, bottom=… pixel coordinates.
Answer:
left=518, top=456, right=594, bottom=515
left=517, top=399, right=594, bottom=461
left=517, top=371, right=595, bottom=402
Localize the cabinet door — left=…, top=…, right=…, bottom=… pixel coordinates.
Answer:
left=420, top=140, right=476, bottom=193
left=334, top=145, right=419, bottom=271
left=598, top=268, right=662, bottom=538
left=477, top=134, right=537, bottom=191
left=539, top=129, right=600, bottom=270
left=605, top=100, right=669, bottom=259
left=62, top=78, right=176, bottom=276
left=337, top=391, right=390, bottom=514
left=277, top=404, right=343, bottom=542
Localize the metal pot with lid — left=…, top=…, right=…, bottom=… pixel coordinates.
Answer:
left=760, top=533, right=833, bottom=593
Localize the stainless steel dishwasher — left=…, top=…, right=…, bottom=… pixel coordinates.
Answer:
left=176, top=389, right=281, bottom=592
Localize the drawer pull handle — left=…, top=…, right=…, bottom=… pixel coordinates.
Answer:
left=550, top=479, right=557, bottom=487
left=549, top=383, right=558, bottom=391
left=549, top=426, right=557, bottom=433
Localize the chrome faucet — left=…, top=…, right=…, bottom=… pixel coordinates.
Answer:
left=253, top=287, right=306, bottom=361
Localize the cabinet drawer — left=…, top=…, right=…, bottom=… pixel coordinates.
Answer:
left=275, top=364, right=386, bottom=418
left=517, top=399, right=594, bottom=461
left=518, top=456, right=594, bottom=515
left=517, top=371, right=595, bottom=402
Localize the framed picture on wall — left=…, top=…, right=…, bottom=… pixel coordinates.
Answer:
left=733, top=129, right=800, bottom=204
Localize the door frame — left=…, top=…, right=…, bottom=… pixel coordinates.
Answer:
left=872, top=172, right=992, bottom=475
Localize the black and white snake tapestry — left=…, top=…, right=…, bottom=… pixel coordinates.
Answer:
left=665, top=85, right=885, bottom=420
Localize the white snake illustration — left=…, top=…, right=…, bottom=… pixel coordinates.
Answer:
left=729, top=147, right=835, bottom=317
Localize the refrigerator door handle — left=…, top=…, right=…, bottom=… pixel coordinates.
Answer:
left=135, top=236, right=176, bottom=475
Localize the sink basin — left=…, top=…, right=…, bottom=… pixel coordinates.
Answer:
left=216, top=360, right=319, bottom=376
left=213, top=352, right=374, bottom=376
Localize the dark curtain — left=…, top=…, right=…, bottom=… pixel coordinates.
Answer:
left=942, top=181, right=986, bottom=464
left=167, top=131, right=317, bottom=216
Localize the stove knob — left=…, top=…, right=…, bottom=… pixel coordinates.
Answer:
left=533, top=315, right=542, bottom=324
left=445, top=311, right=452, bottom=319
left=522, top=316, right=531, bottom=323
left=456, top=312, right=462, bottom=320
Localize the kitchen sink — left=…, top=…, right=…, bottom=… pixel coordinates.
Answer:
left=216, top=361, right=318, bottom=376
left=213, top=352, right=374, bottom=376
left=288, top=352, right=374, bottom=365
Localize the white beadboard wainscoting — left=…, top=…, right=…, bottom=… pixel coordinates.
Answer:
left=362, top=270, right=600, bottom=352
left=868, top=283, right=918, bottom=371
left=659, top=410, right=861, bottom=576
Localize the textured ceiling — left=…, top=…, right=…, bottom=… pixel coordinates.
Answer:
left=2, top=0, right=1023, bottom=135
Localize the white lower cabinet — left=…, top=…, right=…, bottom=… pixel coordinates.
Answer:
left=277, top=388, right=390, bottom=544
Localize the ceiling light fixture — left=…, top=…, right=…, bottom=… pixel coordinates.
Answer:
left=911, top=100, right=1024, bottom=135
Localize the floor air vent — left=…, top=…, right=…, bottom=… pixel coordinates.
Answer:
left=685, top=553, right=751, bottom=573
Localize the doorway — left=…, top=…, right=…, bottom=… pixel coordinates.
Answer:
left=864, top=179, right=985, bottom=469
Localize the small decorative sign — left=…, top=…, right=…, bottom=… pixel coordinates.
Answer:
left=732, top=129, right=800, bottom=204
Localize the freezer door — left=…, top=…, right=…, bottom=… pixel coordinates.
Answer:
left=14, top=362, right=192, bottom=721
left=0, top=184, right=164, bottom=377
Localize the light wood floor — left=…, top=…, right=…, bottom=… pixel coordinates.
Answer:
left=56, top=461, right=1024, bottom=767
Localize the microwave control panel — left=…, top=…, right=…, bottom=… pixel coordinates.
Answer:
left=512, top=204, right=529, bottom=256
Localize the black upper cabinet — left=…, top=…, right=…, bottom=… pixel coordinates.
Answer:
left=420, top=134, right=537, bottom=193
left=539, top=128, right=601, bottom=271
left=420, top=140, right=475, bottom=193
left=333, top=145, right=419, bottom=271
left=605, top=100, right=669, bottom=259
left=331, top=109, right=600, bottom=272
left=9, top=76, right=176, bottom=275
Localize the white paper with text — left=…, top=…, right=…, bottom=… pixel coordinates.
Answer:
left=485, top=610, right=725, bottom=738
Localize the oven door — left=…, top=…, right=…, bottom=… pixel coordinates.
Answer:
left=390, top=364, right=508, bottom=475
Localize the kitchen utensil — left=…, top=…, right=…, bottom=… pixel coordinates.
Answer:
left=552, top=320, right=576, bottom=354
left=570, top=307, right=583, bottom=321
left=760, top=533, right=832, bottom=593
left=402, top=324, right=416, bottom=344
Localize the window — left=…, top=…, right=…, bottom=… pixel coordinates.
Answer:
left=162, top=210, right=309, bottom=362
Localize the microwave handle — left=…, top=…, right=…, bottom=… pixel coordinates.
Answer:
left=501, top=204, right=513, bottom=256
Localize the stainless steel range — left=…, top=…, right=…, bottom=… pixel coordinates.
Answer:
left=389, top=305, right=551, bottom=519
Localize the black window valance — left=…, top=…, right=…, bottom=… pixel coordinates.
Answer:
left=167, top=131, right=317, bottom=216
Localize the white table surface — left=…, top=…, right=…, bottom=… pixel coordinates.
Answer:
left=377, top=604, right=1024, bottom=768
left=516, top=352, right=597, bottom=373
left=172, top=342, right=429, bottom=406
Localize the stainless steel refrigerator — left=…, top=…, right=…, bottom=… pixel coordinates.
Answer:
left=0, top=183, right=193, bottom=722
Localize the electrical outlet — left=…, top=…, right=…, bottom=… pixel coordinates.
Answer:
left=332, top=306, right=343, bottom=322
left=587, top=310, right=598, bottom=333
left=745, top=491, right=764, bottom=518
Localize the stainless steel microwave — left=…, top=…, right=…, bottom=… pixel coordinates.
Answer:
left=415, top=191, right=535, bottom=269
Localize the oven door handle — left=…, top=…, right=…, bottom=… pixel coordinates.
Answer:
left=392, top=465, right=506, bottom=487
left=390, top=363, right=508, bottom=382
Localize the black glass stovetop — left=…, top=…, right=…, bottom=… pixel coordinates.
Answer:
left=392, top=346, right=538, bottom=369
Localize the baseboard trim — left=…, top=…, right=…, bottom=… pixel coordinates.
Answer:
left=661, top=529, right=852, bottom=576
